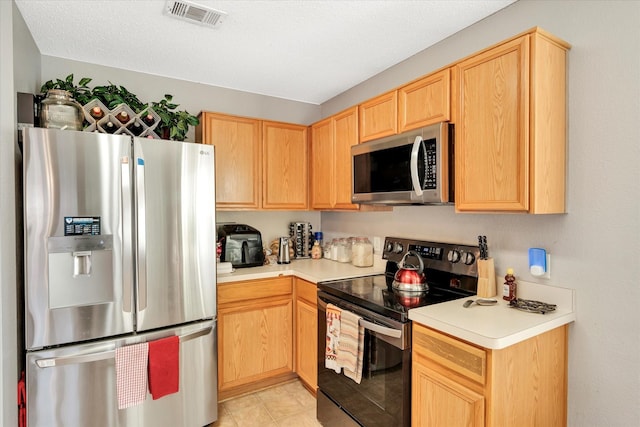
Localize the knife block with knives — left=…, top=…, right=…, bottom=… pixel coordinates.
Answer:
left=477, top=258, right=497, bottom=298
left=476, top=235, right=496, bottom=298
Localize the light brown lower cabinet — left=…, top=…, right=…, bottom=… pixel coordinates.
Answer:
left=412, top=322, right=568, bottom=427
left=217, top=277, right=295, bottom=400
left=294, top=278, right=318, bottom=393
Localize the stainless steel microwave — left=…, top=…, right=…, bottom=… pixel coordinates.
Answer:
left=351, top=122, right=453, bottom=205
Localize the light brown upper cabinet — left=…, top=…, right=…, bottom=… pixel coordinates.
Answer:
left=455, top=28, right=570, bottom=213
left=310, top=107, right=359, bottom=210
left=196, top=112, right=261, bottom=209
left=262, top=121, right=309, bottom=210
left=398, top=68, right=451, bottom=133
left=359, top=90, right=397, bottom=143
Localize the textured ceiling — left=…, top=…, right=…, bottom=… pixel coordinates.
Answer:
left=15, top=0, right=515, bottom=104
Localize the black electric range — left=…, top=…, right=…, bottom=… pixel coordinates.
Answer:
left=318, top=237, right=481, bottom=322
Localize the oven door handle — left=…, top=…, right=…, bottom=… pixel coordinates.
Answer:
left=358, top=318, right=401, bottom=338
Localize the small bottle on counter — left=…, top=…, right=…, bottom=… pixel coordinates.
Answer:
left=311, top=232, right=323, bottom=260
left=502, top=268, right=517, bottom=301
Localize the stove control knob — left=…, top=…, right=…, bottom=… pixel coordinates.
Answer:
left=393, top=242, right=404, bottom=254
left=447, top=250, right=461, bottom=263
left=463, top=252, right=476, bottom=265
left=385, top=242, right=394, bottom=253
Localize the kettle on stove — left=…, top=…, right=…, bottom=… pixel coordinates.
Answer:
left=392, top=250, right=428, bottom=292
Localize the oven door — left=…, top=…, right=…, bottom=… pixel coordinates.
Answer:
left=317, top=292, right=411, bottom=427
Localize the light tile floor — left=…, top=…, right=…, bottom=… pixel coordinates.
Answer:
left=209, top=380, right=322, bottom=427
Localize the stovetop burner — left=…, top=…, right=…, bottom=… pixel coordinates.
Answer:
left=318, top=237, right=481, bottom=322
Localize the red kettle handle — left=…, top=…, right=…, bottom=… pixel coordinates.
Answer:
left=399, top=250, right=424, bottom=274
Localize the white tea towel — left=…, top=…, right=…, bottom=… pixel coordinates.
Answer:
left=338, top=310, right=364, bottom=384
left=325, top=303, right=342, bottom=373
left=115, top=342, right=149, bottom=409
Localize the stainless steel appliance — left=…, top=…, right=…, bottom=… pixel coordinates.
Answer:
left=277, top=237, right=291, bottom=264
left=317, top=237, right=480, bottom=427
left=351, top=122, right=453, bottom=205
left=217, top=223, right=265, bottom=268
left=289, top=221, right=313, bottom=258
left=22, top=127, right=217, bottom=427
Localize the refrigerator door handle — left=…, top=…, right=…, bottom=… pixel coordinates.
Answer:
left=34, top=326, right=212, bottom=368
left=180, top=326, right=213, bottom=343
left=121, top=157, right=133, bottom=313
left=136, top=157, right=148, bottom=311
left=35, top=348, right=116, bottom=368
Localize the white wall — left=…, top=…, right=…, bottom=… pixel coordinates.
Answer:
left=321, top=1, right=640, bottom=426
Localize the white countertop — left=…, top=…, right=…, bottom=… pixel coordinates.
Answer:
left=217, top=260, right=576, bottom=351
left=408, top=280, right=576, bottom=350
left=216, top=257, right=386, bottom=284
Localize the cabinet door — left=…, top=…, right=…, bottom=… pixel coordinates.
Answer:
left=262, top=121, right=309, bottom=209
left=218, top=296, right=293, bottom=394
left=294, top=278, right=317, bottom=391
left=310, top=117, right=334, bottom=209
left=359, top=90, right=397, bottom=142
left=398, top=68, right=451, bottom=132
left=455, top=36, right=529, bottom=212
left=412, top=362, right=485, bottom=427
left=197, top=112, right=261, bottom=209
left=333, top=107, right=359, bottom=209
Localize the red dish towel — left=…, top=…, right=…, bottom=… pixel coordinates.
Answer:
left=148, top=336, right=180, bottom=400
left=115, top=342, right=149, bottom=409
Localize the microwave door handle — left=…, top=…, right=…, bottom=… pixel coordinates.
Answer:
left=410, top=135, right=424, bottom=196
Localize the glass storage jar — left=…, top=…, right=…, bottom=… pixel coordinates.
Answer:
left=40, top=89, right=84, bottom=131
left=336, top=238, right=352, bottom=263
left=352, top=237, right=374, bottom=267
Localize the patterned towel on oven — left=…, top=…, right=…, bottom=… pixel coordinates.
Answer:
left=325, top=303, right=342, bottom=373
left=338, top=309, right=364, bottom=384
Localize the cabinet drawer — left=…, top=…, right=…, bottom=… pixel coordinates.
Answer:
left=218, top=277, right=292, bottom=305
left=413, top=323, right=486, bottom=385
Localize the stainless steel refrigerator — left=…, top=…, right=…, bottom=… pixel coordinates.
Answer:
left=22, top=127, right=217, bottom=427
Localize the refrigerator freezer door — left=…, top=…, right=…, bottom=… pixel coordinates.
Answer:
left=133, top=138, right=216, bottom=331
left=23, top=128, right=134, bottom=350
left=26, top=320, right=217, bottom=427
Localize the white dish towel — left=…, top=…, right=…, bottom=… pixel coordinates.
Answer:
left=337, top=309, right=364, bottom=384
left=115, top=342, right=149, bottom=409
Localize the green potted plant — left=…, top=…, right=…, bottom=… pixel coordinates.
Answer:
left=40, top=74, right=93, bottom=105
left=91, top=83, right=146, bottom=112
left=40, top=74, right=199, bottom=141
left=151, top=94, right=199, bottom=141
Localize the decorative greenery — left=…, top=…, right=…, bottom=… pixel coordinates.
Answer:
left=152, top=94, right=200, bottom=141
left=91, top=83, right=146, bottom=112
left=39, top=74, right=199, bottom=141
left=40, top=74, right=93, bottom=105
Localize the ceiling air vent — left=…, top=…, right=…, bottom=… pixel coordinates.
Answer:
left=165, top=1, right=227, bottom=28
